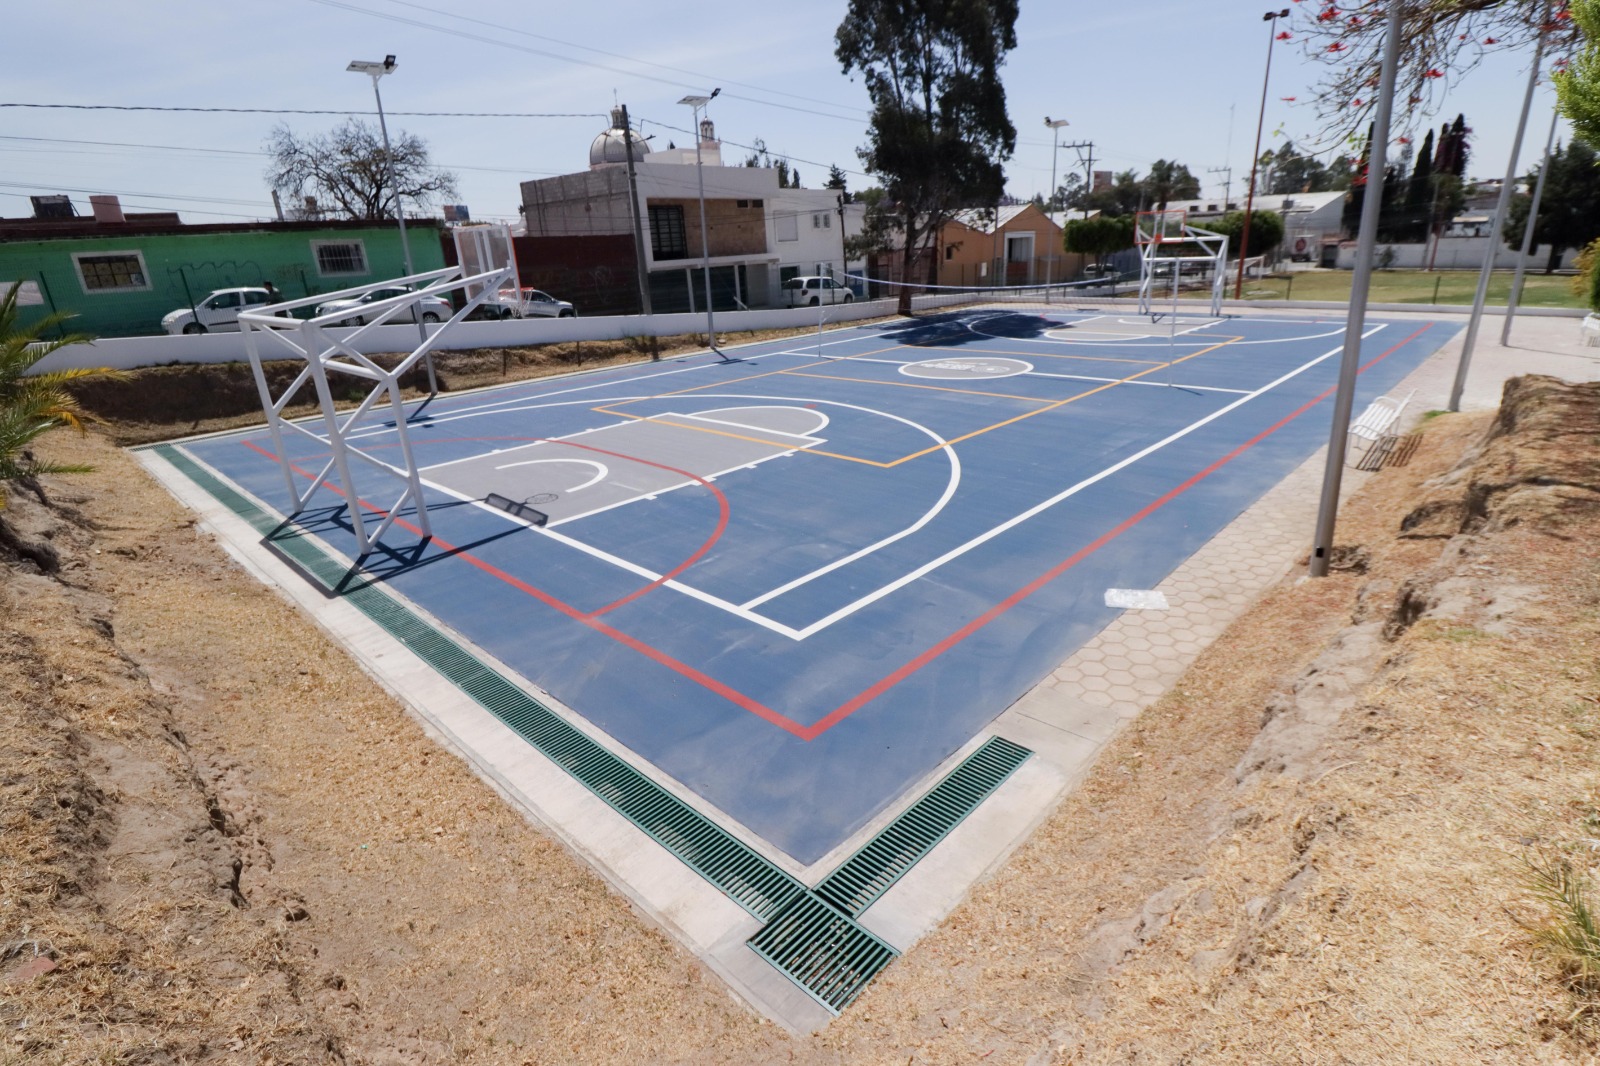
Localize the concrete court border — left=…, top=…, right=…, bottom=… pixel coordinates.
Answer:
left=132, top=306, right=1585, bottom=1033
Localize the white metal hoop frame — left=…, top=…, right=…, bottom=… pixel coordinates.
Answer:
left=239, top=224, right=518, bottom=557
left=1134, top=212, right=1229, bottom=317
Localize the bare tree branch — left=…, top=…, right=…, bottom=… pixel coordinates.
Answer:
left=264, top=119, right=458, bottom=221
left=1292, top=1, right=1579, bottom=148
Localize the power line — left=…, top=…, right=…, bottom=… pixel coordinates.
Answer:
left=0, top=102, right=603, bottom=118
left=306, top=0, right=866, bottom=124
left=371, top=0, right=871, bottom=119
left=0, top=134, right=564, bottom=177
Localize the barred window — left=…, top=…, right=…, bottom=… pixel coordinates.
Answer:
left=73, top=253, right=148, bottom=292
left=312, top=240, right=368, bottom=276
left=649, top=205, right=688, bottom=260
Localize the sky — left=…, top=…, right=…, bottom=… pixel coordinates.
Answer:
left=0, top=0, right=1574, bottom=226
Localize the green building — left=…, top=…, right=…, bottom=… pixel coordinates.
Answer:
left=0, top=213, right=446, bottom=337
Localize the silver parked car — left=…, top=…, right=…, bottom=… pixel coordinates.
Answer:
left=313, top=286, right=453, bottom=326
left=482, top=286, right=576, bottom=319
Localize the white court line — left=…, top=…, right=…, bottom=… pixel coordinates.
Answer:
left=1027, top=370, right=1251, bottom=395
left=334, top=321, right=1389, bottom=641
left=778, top=323, right=1388, bottom=638
left=493, top=457, right=609, bottom=493
left=738, top=409, right=959, bottom=610
left=428, top=479, right=809, bottom=639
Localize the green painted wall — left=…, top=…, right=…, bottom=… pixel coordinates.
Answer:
left=0, top=223, right=446, bottom=337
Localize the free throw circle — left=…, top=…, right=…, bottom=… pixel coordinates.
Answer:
left=900, top=356, right=1032, bottom=380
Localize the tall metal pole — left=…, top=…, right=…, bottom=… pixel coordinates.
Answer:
left=1236, top=10, right=1290, bottom=300
left=1501, top=102, right=1561, bottom=345
left=680, top=93, right=725, bottom=358
left=1044, top=117, right=1069, bottom=294
left=370, top=77, right=415, bottom=279
left=619, top=104, right=656, bottom=357
left=1449, top=10, right=1548, bottom=411
left=1308, top=0, right=1405, bottom=578
left=366, top=66, right=433, bottom=386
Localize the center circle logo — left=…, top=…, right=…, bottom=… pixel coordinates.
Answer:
left=900, top=356, right=1032, bottom=380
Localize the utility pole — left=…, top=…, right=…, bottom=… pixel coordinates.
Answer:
left=1207, top=165, right=1233, bottom=207
left=1066, top=141, right=1096, bottom=206
left=618, top=104, right=656, bottom=357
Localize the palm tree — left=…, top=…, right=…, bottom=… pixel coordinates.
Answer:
left=0, top=280, right=122, bottom=509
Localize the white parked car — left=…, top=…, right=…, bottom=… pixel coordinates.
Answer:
left=161, top=287, right=276, bottom=335
left=782, top=276, right=854, bottom=307
left=482, top=286, right=576, bottom=319
left=313, top=286, right=453, bottom=326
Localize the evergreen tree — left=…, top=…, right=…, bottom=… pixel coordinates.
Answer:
left=1503, top=139, right=1600, bottom=273
left=836, top=0, right=1019, bottom=310
left=825, top=164, right=850, bottom=202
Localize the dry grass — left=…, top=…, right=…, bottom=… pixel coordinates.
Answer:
left=3, top=373, right=1600, bottom=1063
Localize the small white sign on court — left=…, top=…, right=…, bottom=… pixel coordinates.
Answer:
left=1105, top=588, right=1169, bottom=610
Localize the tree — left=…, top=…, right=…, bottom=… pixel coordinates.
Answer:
left=265, top=119, right=457, bottom=221
left=844, top=186, right=899, bottom=263
left=1297, top=2, right=1575, bottom=135
left=1145, top=159, right=1201, bottom=209
left=1503, top=139, right=1600, bottom=272
left=1063, top=215, right=1135, bottom=269
left=1557, top=0, right=1600, bottom=145
left=1084, top=169, right=1145, bottom=216
left=835, top=0, right=1019, bottom=311
left=1265, top=142, right=1338, bottom=195
left=0, top=282, right=124, bottom=571
left=1210, top=210, right=1285, bottom=259
left=825, top=164, right=851, bottom=202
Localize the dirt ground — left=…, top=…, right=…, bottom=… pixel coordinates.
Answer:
left=3, top=362, right=1600, bottom=1064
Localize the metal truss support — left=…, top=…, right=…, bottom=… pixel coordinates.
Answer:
left=241, top=226, right=517, bottom=557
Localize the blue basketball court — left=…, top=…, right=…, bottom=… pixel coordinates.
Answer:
left=170, top=307, right=1456, bottom=863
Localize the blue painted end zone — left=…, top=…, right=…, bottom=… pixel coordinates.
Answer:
left=180, top=312, right=1458, bottom=863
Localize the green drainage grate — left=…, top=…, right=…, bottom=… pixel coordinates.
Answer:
left=153, top=446, right=807, bottom=921
left=814, top=736, right=1032, bottom=917
left=748, top=893, right=899, bottom=1014
left=154, top=445, right=1035, bottom=1017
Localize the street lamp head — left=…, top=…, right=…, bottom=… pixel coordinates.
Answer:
left=678, top=94, right=711, bottom=108
left=347, top=56, right=397, bottom=76
left=1263, top=7, right=1289, bottom=18
left=1045, top=117, right=1070, bottom=129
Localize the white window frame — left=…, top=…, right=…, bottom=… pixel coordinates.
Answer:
left=71, top=250, right=152, bottom=294
left=311, top=239, right=369, bottom=277
left=776, top=214, right=799, bottom=242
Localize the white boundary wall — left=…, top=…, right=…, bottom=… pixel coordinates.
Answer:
left=31, top=299, right=899, bottom=373
left=1334, top=235, right=1579, bottom=272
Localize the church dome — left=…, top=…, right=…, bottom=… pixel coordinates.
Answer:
left=589, top=106, right=649, bottom=169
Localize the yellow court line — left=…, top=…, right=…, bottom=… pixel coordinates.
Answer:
left=589, top=406, right=894, bottom=467
left=582, top=334, right=1243, bottom=471
left=942, top=344, right=1167, bottom=366
left=879, top=336, right=1244, bottom=466
left=781, top=369, right=1057, bottom=403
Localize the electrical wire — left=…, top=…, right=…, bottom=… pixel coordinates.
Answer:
left=0, top=102, right=603, bottom=118
left=0, top=134, right=564, bottom=177
left=368, top=0, right=871, bottom=118
left=305, top=0, right=866, bottom=124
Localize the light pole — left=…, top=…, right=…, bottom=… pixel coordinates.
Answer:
left=678, top=89, right=730, bottom=360
left=1235, top=10, right=1291, bottom=300
left=347, top=56, right=415, bottom=280
left=348, top=54, right=432, bottom=386
left=1044, top=117, right=1070, bottom=293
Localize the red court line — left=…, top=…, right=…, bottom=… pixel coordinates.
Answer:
left=241, top=438, right=808, bottom=738
left=798, top=321, right=1434, bottom=739
left=237, top=322, right=1431, bottom=743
